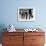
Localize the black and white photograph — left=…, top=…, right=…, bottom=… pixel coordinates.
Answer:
left=18, top=7, right=35, bottom=21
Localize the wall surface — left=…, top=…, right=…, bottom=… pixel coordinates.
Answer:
left=0, top=0, right=46, bottom=30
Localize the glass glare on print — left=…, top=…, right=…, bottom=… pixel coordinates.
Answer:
left=18, top=7, right=35, bottom=21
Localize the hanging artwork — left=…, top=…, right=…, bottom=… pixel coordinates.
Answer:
left=18, top=7, right=35, bottom=21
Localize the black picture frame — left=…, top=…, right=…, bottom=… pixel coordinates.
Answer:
left=18, top=7, right=35, bottom=21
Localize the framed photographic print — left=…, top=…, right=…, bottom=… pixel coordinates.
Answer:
left=18, top=7, right=35, bottom=21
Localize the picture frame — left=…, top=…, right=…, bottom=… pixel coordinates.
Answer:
left=18, top=7, right=35, bottom=21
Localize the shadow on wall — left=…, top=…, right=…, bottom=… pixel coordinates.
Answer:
left=0, top=24, right=7, bottom=43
